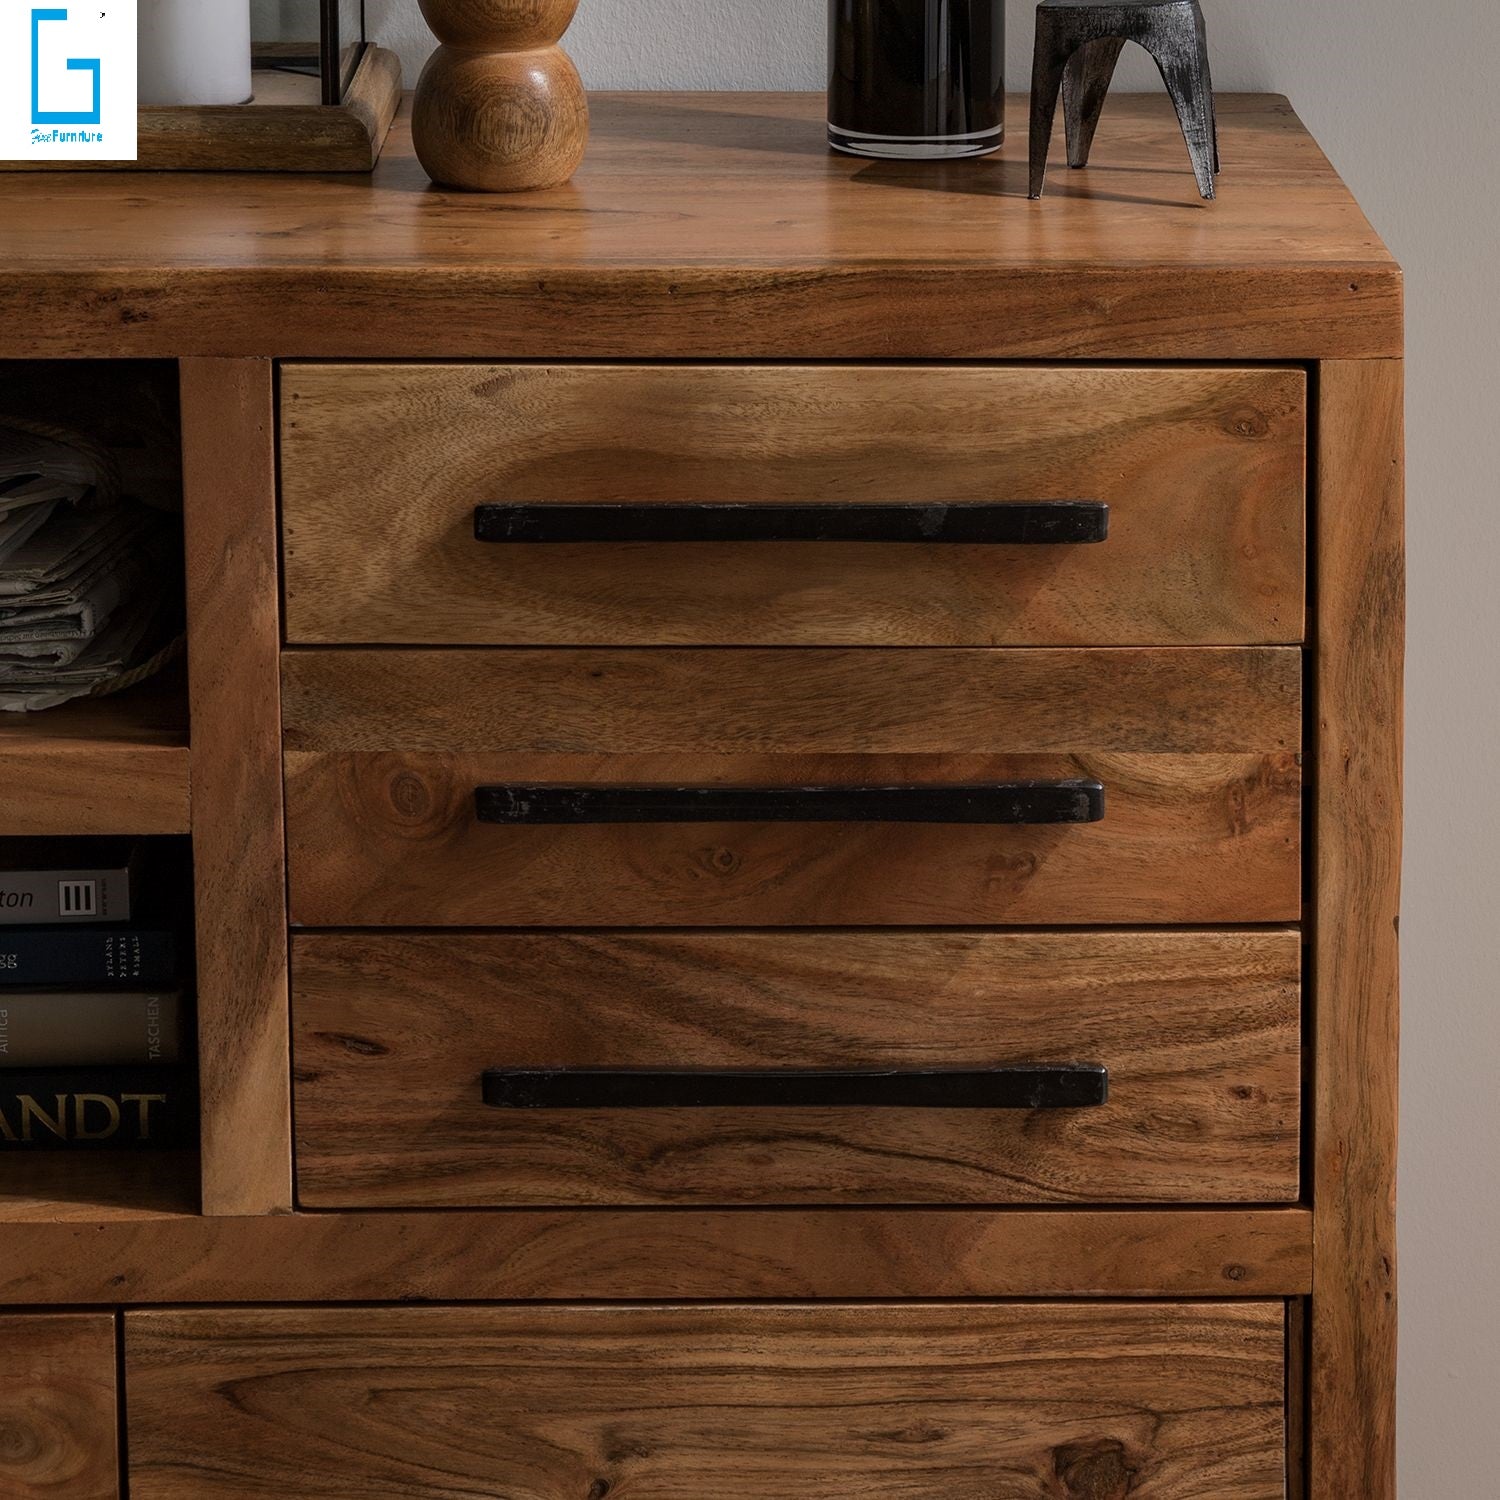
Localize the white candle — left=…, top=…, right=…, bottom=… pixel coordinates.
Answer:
left=139, top=0, right=253, bottom=107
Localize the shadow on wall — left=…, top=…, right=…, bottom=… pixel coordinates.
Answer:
left=365, top=0, right=1278, bottom=93
left=367, top=0, right=822, bottom=89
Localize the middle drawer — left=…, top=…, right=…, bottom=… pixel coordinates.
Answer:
left=282, top=646, right=1301, bottom=927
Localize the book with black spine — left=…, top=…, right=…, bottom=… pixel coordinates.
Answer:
left=0, top=925, right=177, bottom=986
left=0, top=990, right=182, bottom=1067
left=0, top=1067, right=196, bottom=1149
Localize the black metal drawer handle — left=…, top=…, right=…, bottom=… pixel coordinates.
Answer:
left=483, top=1065, right=1109, bottom=1110
left=474, top=501, right=1109, bottom=545
left=474, top=781, right=1105, bottom=826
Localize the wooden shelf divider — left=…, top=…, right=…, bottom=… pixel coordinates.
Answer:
left=0, top=666, right=190, bottom=835
left=182, top=358, right=292, bottom=1217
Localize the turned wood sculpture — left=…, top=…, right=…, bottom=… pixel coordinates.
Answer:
left=413, top=0, right=589, bottom=191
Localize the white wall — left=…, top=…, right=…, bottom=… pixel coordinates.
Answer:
left=373, top=2, right=1499, bottom=1489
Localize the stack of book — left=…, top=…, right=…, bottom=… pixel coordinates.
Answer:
left=0, top=839, right=195, bottom=1149
left=0, top=423, right=183, bottom=713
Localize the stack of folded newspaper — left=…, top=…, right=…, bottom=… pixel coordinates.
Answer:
left=0, top=424, right=181, bottom=713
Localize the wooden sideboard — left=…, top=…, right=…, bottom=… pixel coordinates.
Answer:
left=0, top=93, right=1402, bottom=1498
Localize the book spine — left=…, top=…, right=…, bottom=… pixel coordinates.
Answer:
left=0, top=1068, right=196, bottom=1149
left=0, top=928, right=177, bottom=986
left=0, top=991, right=182, bottom=1067
left=0, top=867, right=132, bottom=925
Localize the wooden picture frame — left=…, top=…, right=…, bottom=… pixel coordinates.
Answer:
left=0, top=44, right=402, bottom=173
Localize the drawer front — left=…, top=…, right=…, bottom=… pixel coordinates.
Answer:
left=126, top=1303, right=1287, bottom=1500
left=293, top=929, right=1301, bottom=1208
left=0, top=1313, right=118, bottom=1500
left=280, top=363, right=1306, bottom=647
left=282, top=646, right=1301, bottom=926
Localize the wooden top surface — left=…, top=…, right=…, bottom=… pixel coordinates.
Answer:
left=0, top=92, right=1399, bottom=360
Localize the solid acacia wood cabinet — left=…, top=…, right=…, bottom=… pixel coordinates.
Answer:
left=0, top=93, right=1401, bottom=1499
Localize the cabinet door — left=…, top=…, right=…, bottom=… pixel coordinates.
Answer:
left=0, top=1312, right=118, bottom=1499
left=125, top=1302, right=1287, bottom=1499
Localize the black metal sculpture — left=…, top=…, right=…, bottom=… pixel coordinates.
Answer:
left=1029, top=0, right=1219, bottom=200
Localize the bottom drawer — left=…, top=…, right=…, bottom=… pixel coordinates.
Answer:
left=125, top=1303, right=1287, bottom=1499
left=292, top=929, right=1302, bottom=1208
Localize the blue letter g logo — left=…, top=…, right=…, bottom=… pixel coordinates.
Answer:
left=32, top=8, right=102, bottom=126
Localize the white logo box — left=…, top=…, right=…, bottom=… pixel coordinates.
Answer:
left=1, top=2, right=137, bottom=162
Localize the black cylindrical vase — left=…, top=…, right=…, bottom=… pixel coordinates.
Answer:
left=827, top=0, right=1004, bottom=159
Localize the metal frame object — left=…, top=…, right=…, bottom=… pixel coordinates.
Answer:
left=475, top=501, right=1110, bottom=545
left=483, top=1065, right=1111, bottom=1111
left=1030, top=0, right=1219, bottom=199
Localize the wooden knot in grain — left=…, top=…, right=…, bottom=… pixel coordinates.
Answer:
left=388, top=769, right=435, bottom=821
left=1051, top=1437, right=1140, bottom=1498
left=1224, top=406, right=1271, bottom=440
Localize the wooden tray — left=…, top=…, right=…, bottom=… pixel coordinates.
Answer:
left=1, top=45, right=401, bottom=172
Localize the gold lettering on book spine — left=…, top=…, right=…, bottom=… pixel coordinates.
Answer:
left=75, top=1093, right=122, bottom=1141
left=122, top=1093, right=167, bottom=1141
left=0, top=1091, right=170, bottom=1142
left=19, top=1092, right=68, bottom=1142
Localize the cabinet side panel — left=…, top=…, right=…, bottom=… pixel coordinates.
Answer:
left=182, top=357, right=292, bottom=1215
left=1311, top=359, right=1403, bottom=1497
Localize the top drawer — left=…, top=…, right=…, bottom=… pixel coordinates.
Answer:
left=281, top=363, right=1306, bottom=647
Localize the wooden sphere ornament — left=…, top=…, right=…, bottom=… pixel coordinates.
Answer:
left=414, top=0, right=589, bottom=192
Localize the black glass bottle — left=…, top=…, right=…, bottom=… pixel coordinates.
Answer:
left=828, top=0, right=1004, bottom=159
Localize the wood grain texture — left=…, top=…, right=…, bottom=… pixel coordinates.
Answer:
left=422, top=0, right=581, bottom=49
left=0, top=1150, right=199, bottom=1223
left=280, top=363, right=1306, bottom=646
left=1287, top=1300, right=1308, bottom=1498
left=413, top=48, right=588, bottom=193
left=181, top=359, right=291, bottom=1216
left=0, top=94, right=1399, bottom=360
left=284, top=645, right=1302, bottom=754
left=0, top=666, right=189, bottom=834
left=1310, top=359, right=1403, bottom=1499
left=124, top=1302, right=1287, bottom=1500
left=286, top=749, right=1300, bottom=926
left=0, top=1313, right=117, bottom=1500
left=0, top=49, right=403, bottom=173
left=293, top=929, right=1301, bottom=1208
left=0, top=1208, right=1311, bottom=1305
left=412, top=0, right=589, bottom=193
left=283, top=645, right=1301, bottom=926
left=340, top=46, right=407, bottom=169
